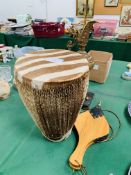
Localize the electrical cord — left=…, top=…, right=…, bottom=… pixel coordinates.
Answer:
left=102, top=109, right=121, bottom=142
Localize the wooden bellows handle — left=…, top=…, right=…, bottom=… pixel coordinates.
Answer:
left=69, top=110, right=110, bottom=170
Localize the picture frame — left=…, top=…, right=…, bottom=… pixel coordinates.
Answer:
left=119, top=5, right=131, bottom=26
left=104, top=0, right=119, bottom=7
left=120, top=0, right=131, bottom=4
left=57, top=17, right=75, bottom=29
left=76, top=0, right=95, bottom=18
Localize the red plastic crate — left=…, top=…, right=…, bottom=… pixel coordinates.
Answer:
left=32, top=22, right=65, bottom=38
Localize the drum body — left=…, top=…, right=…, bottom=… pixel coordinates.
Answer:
left=14, top=49, right=89, bottom=141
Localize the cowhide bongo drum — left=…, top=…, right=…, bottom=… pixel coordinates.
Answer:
left=14, top=49, right=89, bottom=141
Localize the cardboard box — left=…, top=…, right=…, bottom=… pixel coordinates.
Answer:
left=88, top=50, right=112, bottom=83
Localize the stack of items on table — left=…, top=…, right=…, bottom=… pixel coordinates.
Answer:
left=117, top=27, right=131, bottom=41
left=9, top=24, right=33, bottom=36
left=117, top=33, right=127, bottom=41
left=92, top=19, right=118, bottom=40
left=117, top=33, right=131, bottom=41
left=7, top=14, right=33, bottom=36
left=127, top=34, right=131, bottom=41
left=0, top=44, right=14, bottom=63
left=0, top=21, right=15, bottom=33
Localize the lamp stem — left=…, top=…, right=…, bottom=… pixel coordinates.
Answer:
left=84, top=0, right=88, bottom=24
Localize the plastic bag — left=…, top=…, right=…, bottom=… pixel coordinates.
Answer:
left=14, top=46, right=44, bottom=58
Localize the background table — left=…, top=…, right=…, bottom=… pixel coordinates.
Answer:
left=0, top=33, right=131, bottom=61
left=0, top=59, right=131, bottom=175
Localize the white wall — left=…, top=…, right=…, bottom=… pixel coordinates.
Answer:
left=0, top=0, right=47, bottom=21
left=0, top=0, right=120, bottom=22
left=0, top=0, right=76, bottom=22
left=46, top=0, right=76, bottom=21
